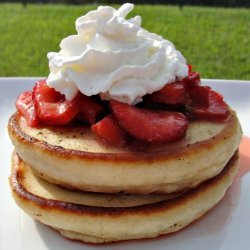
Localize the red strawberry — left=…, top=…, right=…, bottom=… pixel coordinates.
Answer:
left=33, top=79, right=80, bottom=125
left=91, top=115, right=127, bottom=147
left=190, top=89, right=228, bottom=121
left=187, top=64, right=192, bottom=73
left=183, top=72, right=201, bottom=89
left=148, top=82, right=186, bottom=105
left=16, top=91, right=40, bottom=127
left=188, top=86, right=210, bottom=107
left=77, top=94, right=105, bottom=124
left=110, top=100, right=188, bottom=143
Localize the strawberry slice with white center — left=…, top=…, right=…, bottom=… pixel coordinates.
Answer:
left=16, top=91, right=40, bottom=127
left=33, top=79, right=80, bottom=125
left=110, top=100, right=188, bottom=143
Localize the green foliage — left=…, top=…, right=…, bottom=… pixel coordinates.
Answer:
left=0, top=3, right=249, bottom=80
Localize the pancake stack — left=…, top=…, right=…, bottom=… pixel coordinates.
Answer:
left=8, top=109, right=242, bottom=244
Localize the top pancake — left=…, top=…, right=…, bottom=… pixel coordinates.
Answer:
left=8, top=109, right=242, bottom=194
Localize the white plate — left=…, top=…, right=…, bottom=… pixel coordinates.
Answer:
left=0, top=78, right=250, bottom=250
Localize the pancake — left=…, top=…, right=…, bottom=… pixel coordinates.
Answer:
left=10, top=151, right=239, bottom=244
left=8, top=109, right=242, bottom=194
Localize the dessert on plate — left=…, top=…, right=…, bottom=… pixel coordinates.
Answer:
left=8, top=3, right=242, bottom=244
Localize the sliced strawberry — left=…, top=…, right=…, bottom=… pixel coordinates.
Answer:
left=187, top=64, right=192, bottom=73
left=33, top=79, right=80, bottom=125
left=147, top=82, right=186, bottom=105
left=110, top=100, right=188, bottom=143
left=188, top=86, right=210, bottom=107
left=16, top=91, right=40, bottom=127
left=91, top=115, right=127, bottom=147
left=183, top=72, right=201, bottom=89
left=190, top=89, right=228, bottom=121
left=77, top=94, right=105, bottom=124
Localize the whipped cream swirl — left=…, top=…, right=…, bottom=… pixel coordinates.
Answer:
left=47, top=3, right=188, bottom=104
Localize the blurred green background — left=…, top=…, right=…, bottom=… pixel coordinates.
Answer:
left=0, top=3, right=249, bottom=79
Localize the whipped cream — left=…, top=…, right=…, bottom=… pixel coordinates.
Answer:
left=47, top=3, right=188, bottom=104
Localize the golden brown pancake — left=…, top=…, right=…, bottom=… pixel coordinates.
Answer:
left=8, top=110, right=242, bottom=194
left=10, top=151, right=239, bottom=244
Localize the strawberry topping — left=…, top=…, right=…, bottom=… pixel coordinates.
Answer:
left=190, top=89, right=228, bottom=121
left=33, top=80, right=80, bottom=125
left=16, top=91, right=40, bottom=127
left=33, top=80, right=104, bottom=125
left=110, top=100, right=189, bottom=143
left=16, top=67, right=229, bottom=148
left=183, top=72, right=201, bottom=89
left=77, top=95, right=105, bottom=125
left=187, top=64, right=193, bottom=73
left=148, top=82, right=186, bottom=105
left=187, top=86, right=210, bottom=107
left=91, top=115, right=127, bottom=147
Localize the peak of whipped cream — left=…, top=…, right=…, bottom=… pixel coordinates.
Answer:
left=47, top=3, right=188, bottom=104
